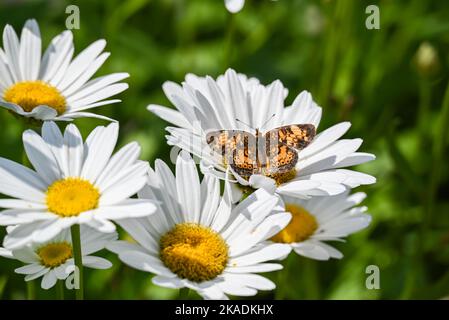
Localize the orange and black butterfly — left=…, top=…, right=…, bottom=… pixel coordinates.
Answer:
left=206, top=124, right=316, bottom=178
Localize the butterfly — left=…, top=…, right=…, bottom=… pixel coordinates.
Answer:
left=206, top=124, right=316, bottom=178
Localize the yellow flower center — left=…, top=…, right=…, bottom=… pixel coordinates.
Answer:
left=46, top=178, right=100, bottom=217
left=37, top=242, right=73, bottom=268
left=160, top=223, right=228, bottom=282
left=271, top=204, right=318, bottom=243
left=3, top=81, right=66, bottom=114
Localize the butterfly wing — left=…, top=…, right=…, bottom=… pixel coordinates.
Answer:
left=206, top=130, right=259, bottom=177
left=206, top=130, right=244, bottom=156
left=262, top=124, right=315, bottom=176
left=265, top=124, right=316, bottom=150
left=263, top=144, right=298, bottom=175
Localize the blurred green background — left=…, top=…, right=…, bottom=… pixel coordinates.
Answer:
left=1, top=0, right=449, bottom=300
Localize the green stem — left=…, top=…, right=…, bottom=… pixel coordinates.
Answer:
left=275, top=269, right=287, bottom=300
left=425, top=79, right=449, bottom=229
left=57, top=280, right=65, bottom=300
left=26, top=280, right=36, bottom=300
left=178, top=288, right=190, bottom=300
left=399, top=233, right=421, bottom=299
left=275, top=253, right=294, bottom=299
left=418, top=80, right=432, bottom=137
left=402, top=78, right=449, bottom=299
left=302, top=258, right=320, bottom=299
left=70, top=224, right=84, bottom=300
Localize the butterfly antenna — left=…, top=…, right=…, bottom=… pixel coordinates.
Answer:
left=260, top=113, right=276, bottom=130
left=235, top=118, right=254, bottom=130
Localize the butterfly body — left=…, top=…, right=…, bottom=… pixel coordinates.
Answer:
left=206, top=124, right=316, bottom=178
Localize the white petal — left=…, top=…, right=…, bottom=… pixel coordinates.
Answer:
left=82, top=255, right=112, bottom=269
left=292, top=241, right=343, bottom=260
left=0, top=199, right=45, bottom=210
left=152, top=275, right=185, bottom=289
left=332, top=152, right=376, bottom=168
left=66, top=73, right=129, bottom=102
left=19, top=19, right=41, bottom=80
left=210, top=176, right=234, bottom=232
left=41, top=121, right=66, bottom=172
left=228, top=212, right=291, bottom=257
left=248, top=175, right=276, bottom=193
left=284, top=91, right=322, bottom=128
left=199, top=174, right=221, bottom=227
left=175, top=151, right=201, bottom=223
left=298, top=139, right=363, bottom=175
left=226, top=263, right=283, bottom=273
left=3, top=218, right=62, bottom=249
left=80, top=227, right=117, bottom=255
left=218, top=280, right=257, bottom=297
left=224, top=273, right=275, bottom=290
left=59, top=111, right=116, bottom=122
left=230, top=244, right=291, bottom=266
left=22, top=129, right=60, bottom=185
left=299, top=122, right=351, bottom=159
left=0, top=47, right=13, bottom=89
left=15, top=263, right=45, bottom=275
left=151, top=159, right=182, bottom=225
left=114, top=219, right=160, bottom=255
left=106, top=240, right=148, bottom=255
left=86, top=218, right=116, bottom=233
left=95, top=144, right=143, bottom=192
left=63, top=124, right=84, bottom=177
left=57, top=39, right=106, bottom=91
left=222, top=190, right=278, bottom=242
left=119, top=251, right=174, bottom=276
left=162, top=81, right=196, bottom=123
left=0, top=247, right=13, bottom=259
left=334, top=169, right=377, bottom=187
left=0, top=157, right=46, bottom=202
left=54, top=263, right=71, bottom=280
left=61, top=52, right=112, bottom=97
left=147, top=104, right=191, bottom=129
left=276, top=180, right=321, bottom=197
left=48, top=44, right=74, bottom=87
left=81, top=123, right=118, bottom=183
left=95, top=199, right=156, bottom=220
left=40, top=31, right=73, bottom=82
left=69, top=83, right=128, bottom=109
left=0, top=209, right=54, bottom=225
left=10, top=247, right=39, bottom=263
left=0, top=101, right=60, bottom=121
left=41, top=270, right=58, bottom=289
left=99, top=175, right=148, bottom=206
left=3, top=24, right=22, bottom=82
left=198, top=284, right=228, bottom=300
left=24, top=267, right=49, bottom=281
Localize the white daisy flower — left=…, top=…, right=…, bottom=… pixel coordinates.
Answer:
left=271, top=190, right=371, bottom=260
left=0, top=19, right=129, bottom=122
left=0, top=121, right=157, bottom=250
left=147, top=68, right=376, bottom=202
left=108, top=152, right=292, bottom=300
left=225, top=0, right=245, bottom=13
left=0, top=226, right=116, bottom=290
